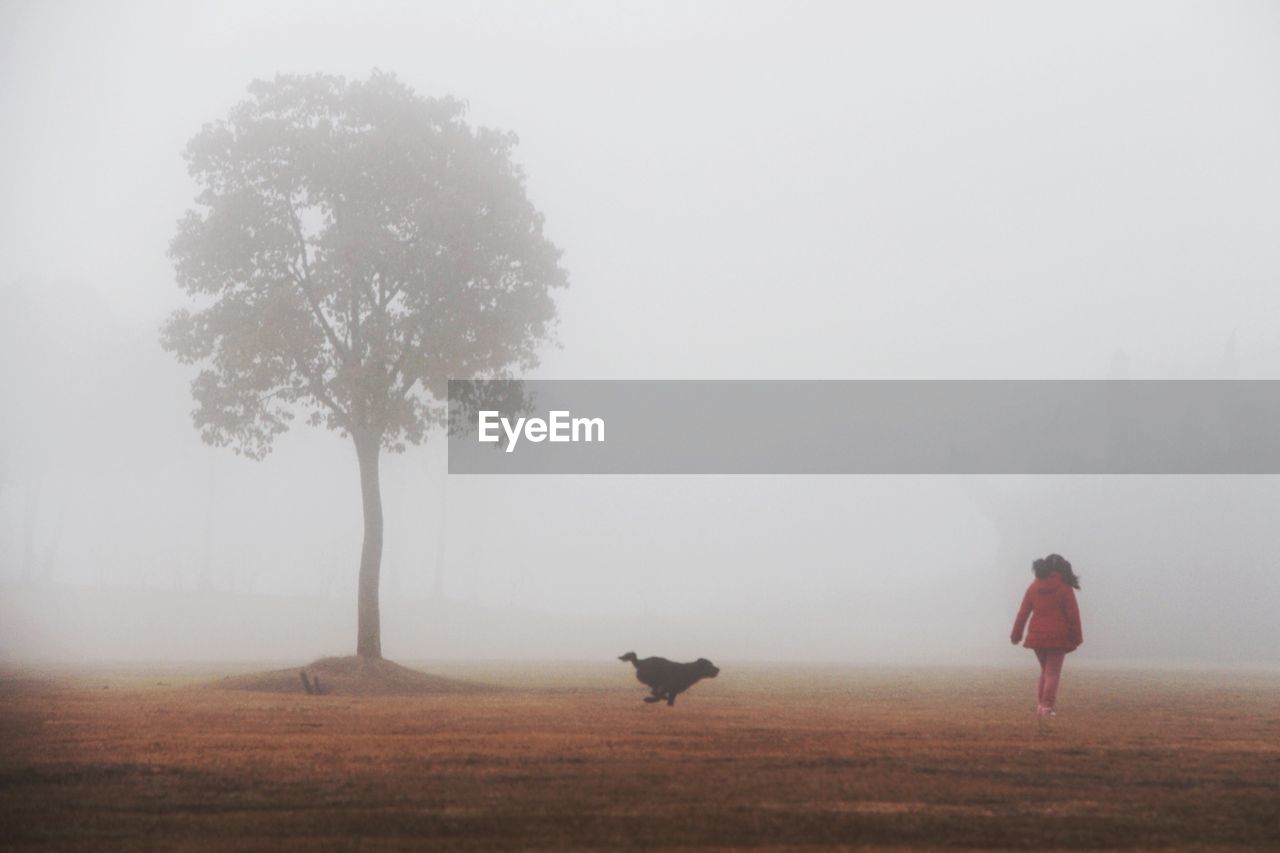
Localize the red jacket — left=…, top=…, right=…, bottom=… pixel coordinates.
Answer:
left=1011, top=574, right=1082, bottom=651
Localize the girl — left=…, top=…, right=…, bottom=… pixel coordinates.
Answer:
left=1010, top=553, right=1082, bottom=717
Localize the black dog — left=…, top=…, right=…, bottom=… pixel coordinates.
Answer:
left=618, top=652, right=719, bottom=706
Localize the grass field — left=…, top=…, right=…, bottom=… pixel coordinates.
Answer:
left=1, top=662, right=1277, bottom=849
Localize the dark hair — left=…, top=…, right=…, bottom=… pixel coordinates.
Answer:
left=1033, top=553, right=1081, bottom=589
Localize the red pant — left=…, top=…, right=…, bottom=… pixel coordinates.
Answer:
left=1034, top=649, right=1066, bottom=710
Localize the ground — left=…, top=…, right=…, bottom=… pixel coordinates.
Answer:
left=1, top=662, right=1277, bottom=850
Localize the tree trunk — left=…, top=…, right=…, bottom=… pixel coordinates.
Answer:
left=22, top=479, right=39, bottom=582
left=354, top=431, right=384, bottom=658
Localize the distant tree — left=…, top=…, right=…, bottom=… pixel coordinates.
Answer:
left=164, top=73, right=567, bottom=658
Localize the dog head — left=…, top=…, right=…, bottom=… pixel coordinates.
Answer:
left=618, top=651, right=638, bottom=663
left=694, top=658, right=720, bottom=678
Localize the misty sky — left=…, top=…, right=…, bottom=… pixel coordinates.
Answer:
left=2, top=1, right=1279, bottom=666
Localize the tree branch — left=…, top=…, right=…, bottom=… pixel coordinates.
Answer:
left=283, top=342, right=352, bottom=429
left=286, top=199, right=350, bottom=363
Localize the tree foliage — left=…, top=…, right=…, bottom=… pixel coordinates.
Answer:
left=163, top=72, right=567, bottom=458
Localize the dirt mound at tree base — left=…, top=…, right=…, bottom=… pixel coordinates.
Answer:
left=218, top=656, right=498, bottom=696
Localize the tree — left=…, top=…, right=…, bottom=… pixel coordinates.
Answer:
left=163, top=73, right=567, bottom=658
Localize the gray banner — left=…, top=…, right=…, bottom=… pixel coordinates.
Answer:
left=447, top=380, right=1280, bottom=474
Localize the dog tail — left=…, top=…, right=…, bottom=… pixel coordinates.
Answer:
left=618, top=651, right=638, bottom=664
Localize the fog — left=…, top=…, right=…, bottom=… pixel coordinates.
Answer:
left=3, top=1, right=1280, bottom=667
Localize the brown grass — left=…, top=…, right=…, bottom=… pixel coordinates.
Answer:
left=1, top=662, right=1277, bottom=849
